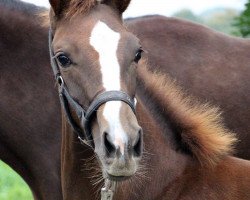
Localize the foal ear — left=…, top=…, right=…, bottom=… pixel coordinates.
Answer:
left=49, top=0, right=67, bottom=16
left=103, top=0, right=131, bottom=14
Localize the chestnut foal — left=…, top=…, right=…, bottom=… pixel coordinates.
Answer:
left=48, top=0, right=250, bottom=199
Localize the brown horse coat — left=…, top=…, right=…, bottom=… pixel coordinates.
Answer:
left=0, top=1, right=62, bottom=199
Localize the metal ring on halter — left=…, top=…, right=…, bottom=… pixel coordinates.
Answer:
left=57, top=75, right=64, bottom=86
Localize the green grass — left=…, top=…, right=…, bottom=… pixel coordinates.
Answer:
left=0, top=160, right=33, bottom=200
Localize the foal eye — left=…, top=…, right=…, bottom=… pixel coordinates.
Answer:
left=56, top=54, right=72, bottom=68
left=134, top=48, right=143, bottom=63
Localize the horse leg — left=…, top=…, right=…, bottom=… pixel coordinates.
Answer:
left=0, top=129, right=62, bottom=200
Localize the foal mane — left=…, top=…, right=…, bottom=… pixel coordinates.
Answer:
left=137, top=60, right=237, bottom=168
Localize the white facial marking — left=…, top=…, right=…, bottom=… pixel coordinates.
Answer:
left=90, top=21, right=121, bottom=91
left=90, top=21, right=127, bottom=154
left=103, top=101, right=127, bottom=155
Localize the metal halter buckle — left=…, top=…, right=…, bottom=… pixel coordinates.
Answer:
left=101, top=179, right=116, bottom=200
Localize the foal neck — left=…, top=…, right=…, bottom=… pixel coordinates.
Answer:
left=126, top=102, right=192, bottom=199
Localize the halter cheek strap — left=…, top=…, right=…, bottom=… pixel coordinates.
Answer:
left=49, top=29, right=136, bottom=148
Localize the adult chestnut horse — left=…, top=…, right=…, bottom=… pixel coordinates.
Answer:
left=1, top=0, right=250, bottom=199
left=47, top=0, right=250, bottom=199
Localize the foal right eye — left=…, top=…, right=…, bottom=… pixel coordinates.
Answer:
left=56, top=54, right=72, bottom=68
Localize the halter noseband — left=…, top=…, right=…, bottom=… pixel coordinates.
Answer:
left=49, top=29, right=136, bottom=148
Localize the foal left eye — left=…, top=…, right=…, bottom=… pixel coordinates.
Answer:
left=134, top=48, right=143, bottom=63
left=56, top=54, right=72, bottom=68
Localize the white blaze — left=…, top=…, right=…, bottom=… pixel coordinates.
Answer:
left=90, top=21, right=127, bottom=154
left=90, top=21, right=120, bottom=91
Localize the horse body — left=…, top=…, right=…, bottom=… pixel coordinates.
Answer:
left=184, top=157, right=250, bottom=200
left=126, top=16, right=250, bottom=159
left=0, top=1, right=62, bottom=199
left=127, top=16, right=250, bottom=159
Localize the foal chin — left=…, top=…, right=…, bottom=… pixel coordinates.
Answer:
left=91, top=101, right=143, bottom=181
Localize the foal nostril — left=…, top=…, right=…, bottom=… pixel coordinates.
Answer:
left=104, top=132, right=116, bottom=157
left=133, top=129, right=143, bottom=157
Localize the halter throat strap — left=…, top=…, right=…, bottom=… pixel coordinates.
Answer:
left=48, top=29, right=136, bottom=148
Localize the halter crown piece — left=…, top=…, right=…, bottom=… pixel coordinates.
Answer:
left=48, top=29, right=136, bottom=149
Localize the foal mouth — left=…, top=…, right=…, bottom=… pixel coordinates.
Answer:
left=106, top=173, right=132, bottom=182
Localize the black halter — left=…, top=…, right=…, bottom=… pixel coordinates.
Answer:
left=49, top=29, right=136, bottom=148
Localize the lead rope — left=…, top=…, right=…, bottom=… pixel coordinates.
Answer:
left=101, top=179, right=116, bottom=200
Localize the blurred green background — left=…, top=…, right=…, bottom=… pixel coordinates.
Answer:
left=0, top=161, right=32, bottom=200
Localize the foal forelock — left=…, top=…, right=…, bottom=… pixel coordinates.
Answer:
left=90, top=20, right=128, bottom=151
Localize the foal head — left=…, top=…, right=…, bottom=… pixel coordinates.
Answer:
left=49, top=0, right=143, bottom=180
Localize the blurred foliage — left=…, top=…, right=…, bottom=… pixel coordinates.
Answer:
left=0, top=160, right=32, bottom=200
left=172, top=9, right=202, bottom=23
left=234, top=1, right=250, bottom=37
left=172, top=8, right=241, bottom=36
